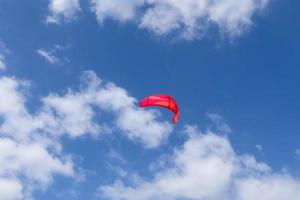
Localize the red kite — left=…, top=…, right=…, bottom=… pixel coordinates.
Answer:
left=139, top=94, right=179, bottom=124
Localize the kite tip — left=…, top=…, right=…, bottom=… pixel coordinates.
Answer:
left=172, top=114, right=179, bottom=124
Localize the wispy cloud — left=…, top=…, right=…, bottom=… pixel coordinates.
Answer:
left=0, top=54, right=6, bottom=71
left=36, top=44, right=69, bottom=64
left=255, top=144, right=263, bottom=152
left=91, top=0, right=269, bottom=40
left=0, top=41, right=10, bottom=71
left=207, top=113, right=232, bottom=134
left=37, top=49, right=59, bottom=64
left=46, top=0, right=81, bottom=24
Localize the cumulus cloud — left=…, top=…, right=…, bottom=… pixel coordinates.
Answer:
left=1, top=71, right=171, bottom=142
left=0, top=138, right=74, bottom=185
left=0, top=71, right=172, bottom=199
left=90, top=0, right=144, bottom=23
left=235, top=175, right=300, bottom=200
left=91, top=0, right=269, bottom=39
left=98, top=126, right=300, bottom=200
left=0, top=76, right=74, bottom=200
left=43, top=71, right=172, bottom=146
left=0, top=77, right=40, bottom=141
left=42, top=91, right=102, bottom=138
left=47, top=0, right=81, bottom=24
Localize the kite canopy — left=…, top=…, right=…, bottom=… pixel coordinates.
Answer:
left=139, top=94, right=179, bottom=124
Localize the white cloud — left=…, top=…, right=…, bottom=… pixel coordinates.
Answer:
left=99, top=132, right=236, bottom=200
left=98, top=127, right=300, bottom=200
left=2, top=70, right=300, bottom=200
left=116, top=107, right=171, bottom=148
left=0, top=71, right=172, bottom=199
left=90, top=0, right=143, bottom=23
left=0, top=178, right=23, bottom=200
left=42, top=91, right=102, bottom=138
left=47, top=0, right=81, bottom=24
left=0, top=71, right=171, bottom=143
left=235, top=175, right=300, bottom=200
left=95, top=82, right=172, bottom=148
left=91, top=0, right=269, bottom=39
left=0, top=77, right=38, bottom=141
left=36, top=49, right=59, bottom=64
left=0, top=138, right=74, bottom=186
left=42, top=71, right=172, bottom=147
left=0, top=76, right=75, bottom=200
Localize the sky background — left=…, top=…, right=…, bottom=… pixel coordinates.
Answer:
left=0, top=0, right=300, bottom=200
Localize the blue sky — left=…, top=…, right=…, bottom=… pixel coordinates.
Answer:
left=0, top=0, right=300, bottom=200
